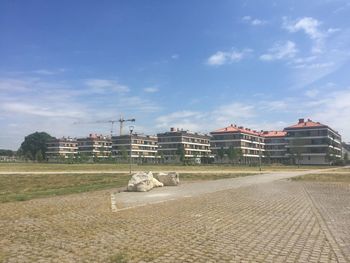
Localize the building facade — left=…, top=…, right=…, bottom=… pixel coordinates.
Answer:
left=112, top=134, right=158, bottom=163
left=261, top=131, right=287, bottom=164
left=46, top=137, right=78, bottom=161
left=210, top=124, right=264, bottom=164
left=77, top=134, right=112, bottom=158
left=284, top=119, right=342, bottom=165
left=157, top=128, right=211, bottom=163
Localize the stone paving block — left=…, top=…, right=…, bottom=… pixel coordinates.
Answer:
left=0, top=179, right=349, bottom=262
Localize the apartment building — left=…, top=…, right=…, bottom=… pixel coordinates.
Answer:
left=77, top=134, right=112, bottom=158
left=284, top=119, right=342, bottom=165
left=261, top=131, right=287, bottom=163
left=46, top=137, right=78, bottom=161
left=112, top=133, right=158, bottom=163
left=210, top=124, right=264, bottom=164
left=157, top=128, right=211, bottom=163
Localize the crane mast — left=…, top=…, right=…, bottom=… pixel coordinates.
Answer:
left=119, top=116, right=136, bottom=136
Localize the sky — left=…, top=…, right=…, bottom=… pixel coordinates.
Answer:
left=1, top=0, right=350, bottom=150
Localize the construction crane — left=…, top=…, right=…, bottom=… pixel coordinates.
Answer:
left=116, top=116, right=135, bottom=136
left=73, top=116, right=135, bottom=137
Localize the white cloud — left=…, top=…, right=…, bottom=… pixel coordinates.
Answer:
left=0, top=76, right=161, bottom=149
left=1, top=102, right=85, bottom=118
left=155, top=103, right=257, bottom=133
left=283, top=17, right=329, bottom=54
left=327, top=28, right=341, bottom=34
left=260, top=41, right=297, bottom=61
left=171, top=54, right=179, bottom=59
left=85, top=79, right=129, bottom=93
left=284, top=17, right=323, bottom=40
left=143, top=87, right=159, bottom=93
left=242, top=16, right=267, bottom=26
left=207, top=49, right=252, bottom=66
left=0, top=78, right=31, bottom=92
left=31, top=68, right=66, bottom=75
left=305, top=89, right=320, bottom=98
left=309, top=88, right=350, bottom=140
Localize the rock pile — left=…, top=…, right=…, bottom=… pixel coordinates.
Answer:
left=127, top=171, right=163, bottom=192
left=127, top=171, right=180, bottom=192
left=155, top=172, right=180, bottom=186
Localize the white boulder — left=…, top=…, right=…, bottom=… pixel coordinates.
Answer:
left=127, top=171, right=154, bottom=192
left=155, top=172, right=180, bottom=186
left=152, top=177, right=164, bottom=188
left=127, top=171, right=163, bottom=192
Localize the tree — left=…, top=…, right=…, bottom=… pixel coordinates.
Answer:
left=158, top=151, right=164, bottom=164
left=18, top=132, right=54, bottom=161
left=217, top=147, right=225, bottom=163
left=264, top=151, right=271, bottom=165
left=288, top=136, right=306, bottom=168
left=235, top=149, right=243, bottom=165
left=226, top=146, right=237, bottom=164
left=176, top=144, right=186, bottom=164
left=35, top=150, right=44, bottom=162
left=344, top=152, right=349, bottom=164
left=120, top=146, right=128, bottom=161
left=0, top=149, right=15, bottom=156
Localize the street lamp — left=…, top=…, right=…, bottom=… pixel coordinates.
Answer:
left=129, top=125, right=134, bottom=175
left=258, top=138, right=262, bottom=172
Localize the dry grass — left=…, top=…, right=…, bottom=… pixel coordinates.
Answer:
left=0, top=173, right=130, bottom=203
left=0, top=171, right=258, bottom=203
left=292, top=173, right=350, bottom=183
left=0, top=162, right=328, bottom=173
left=181, top=172, right=256, bottom=181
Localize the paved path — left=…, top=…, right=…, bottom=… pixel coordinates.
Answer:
left=1, top=169, right=349, bottom=262
left=111, top=170, right=325, bottom=211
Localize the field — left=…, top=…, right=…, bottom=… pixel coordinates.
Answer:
left=1, top=163, right=349, bottom=262
left=0, top=163, right=337, bottom=204
left=291, top=172, right=350, bottom=182
left=0, top=162, right=329, bottom=173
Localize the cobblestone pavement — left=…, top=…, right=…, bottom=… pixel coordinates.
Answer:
left=303, top=182, right=350, bottom=261
left=0, top=179, right=349, bottom=262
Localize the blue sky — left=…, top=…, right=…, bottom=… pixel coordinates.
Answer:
left=1, top=0, right=350, bottom=149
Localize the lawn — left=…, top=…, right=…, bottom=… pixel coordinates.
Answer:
left=291, top=173, right=350, bottom=183
left=0, top=173, right=130, bottom=203
left=0, top=162, right=328, bottom=173
left=0, top=162, right=334, bottom=203
left=0, top=171, right=256, bottom=203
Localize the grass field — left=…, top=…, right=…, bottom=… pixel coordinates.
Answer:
left=0, top=162, right=329, bottom=173
left=0, top=173, right=130, bottom=203
left=0, top=171, right=256, bottom=203
left=0, top=162, right=339, bottom=203
left=292, top=172, right=350, bottom=182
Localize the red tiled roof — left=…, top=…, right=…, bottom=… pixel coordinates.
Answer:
left=260, top=131, right=287, bottom=137
left=211, top=124, right=261, bottom=136
left=284, top=118, right=326, bottom=129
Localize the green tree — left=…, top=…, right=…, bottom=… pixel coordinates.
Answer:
left=217, top=147, right=225, bottom=163
left=120, top=147, right=128, bottom=161
left=176, top=144, right=186, bottom=164
left=158, top=151, right=164, bottom=164
left=18, top=132, right=54, bottom=161
left=0, top=149, right=15, bottom=156
left=288, top=136, right=306, bottom=168
left=236, top=149, right=243, bottom=164
left=35, top=150, right=44, bottom=162
left=344, top=152, right=349, bottom=164
left=264, top=151, right=271, bottom=165
left=226, top=146, right=237, bottom=164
